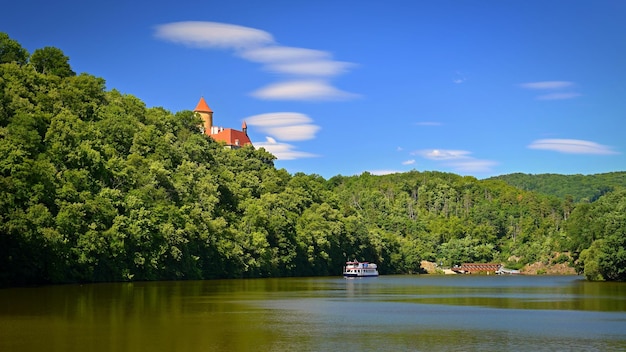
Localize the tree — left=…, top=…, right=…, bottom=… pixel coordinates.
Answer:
left=568, top=188, right=626, bottom=281
left=597, top=233, right=626, bottom=281
left=30, top=47, right=75, bottom=77
left=0, top=32, right=29, bottom=65
left=296, top=202, right=344, bottom=275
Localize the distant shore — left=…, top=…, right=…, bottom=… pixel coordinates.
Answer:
left=420, top=261, right=577, bottom=275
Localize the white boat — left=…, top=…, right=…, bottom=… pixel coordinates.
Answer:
left=496, top=267, right=521, bottom=275
left=343, top=260, right=379, bottom=278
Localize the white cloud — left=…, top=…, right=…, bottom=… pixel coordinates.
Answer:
left=266, top=60, right=354, bottom=76
left=369, top=170, right=402, bottom=176
left=413, top=149, right=472, bottom=160
left=415, top=121, right=442, bottom=126
left=251, top=80, right=359, bottom=101
left=520, top=81, right=574, bottom=90
left=262, top=125, right=320, bottom=141
left=413, top=149, right=496, bottom=173
left=402, top=159, right=416, bottom=165
left=155, top=21, right=358, bottom=101
left=254, top=137, right=319, bottom=160
left=444, top=159, right=497, bottom=173
left=154, top=21, right=273, bottom=49
left=453, top=71, right=467, bottom=84
left=519, top=81, right=580, bottom=100
left=246, top=112, right=312, bottom=126
left=239, top=46, right=329, bottom=63
left=246, top=112, right=320, bottom=141
left=241, top=45, right=354, bottom=76
left=528, top=139, right=619, bottom=155
left=536, top=92, right=581, bottom=100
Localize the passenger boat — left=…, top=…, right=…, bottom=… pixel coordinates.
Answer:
left=343, top=260, right=379, bottom=278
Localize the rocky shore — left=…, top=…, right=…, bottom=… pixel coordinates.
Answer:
left=420, top=261, right=577, bottom=275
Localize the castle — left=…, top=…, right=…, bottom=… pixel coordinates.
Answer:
left=193, top=97, right=252, bottom=149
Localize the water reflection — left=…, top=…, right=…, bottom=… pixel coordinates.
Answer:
left=1, top=275, right=625, bottom=351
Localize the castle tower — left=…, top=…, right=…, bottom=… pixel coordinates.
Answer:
left=193, top=97, right=252, bottom=149
left=193, top=97, right=213, bottom=135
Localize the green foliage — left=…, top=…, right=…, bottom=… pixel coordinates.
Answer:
left=30, top=47, right=75, bottom=78
left=553, top=253, right=570, bottom=264
left=567, top=188, right=626, bottom=281
left=491, top=172, right=626, bottom=203
left=0, top=33, right=29, bottom=65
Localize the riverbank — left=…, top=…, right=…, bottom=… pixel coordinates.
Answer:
left=521, top=261, right=577, bottom=275
left=420, top=261, right=577, bottom=275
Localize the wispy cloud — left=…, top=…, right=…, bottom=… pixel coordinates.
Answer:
left=254, top=137, right=319, bottom=160
left=415, top=121, right=442, bottom=126
left=155, top=21, right=357, bottom=101
left=528, top=139, right=619, bottom=155
left=241, top=46, right=354, bottom=76
left=239, top=46, right=329, bottom=63
left=412, top=149, right=497, bottom=173
left=414, top=149, right=472, bottom=160
left=519, top=81, right=580, bottom=100
left=266, top=60, right=354, bottom=76
left=536, top=92, right=582, bottom=101
left=251, top=80, right=358, bottom=101
left=154, top=21, right=273, bottom=49
left=245, top=112, right=320, bottom=141
left=402, top=159, right=415, bottom=165
left=446, top=159, right=498, bottom=172
left=369, top=170, right=402, bottom=176
left=520, top=81, right=574, bottom=90
left=453, top=71, right=467, bottom=84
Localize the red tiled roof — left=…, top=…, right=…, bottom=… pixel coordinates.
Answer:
left=194, top=97, right=213, bottom=113
left=211, top=128, right=252, bottom=147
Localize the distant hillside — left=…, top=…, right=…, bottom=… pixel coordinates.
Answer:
left=489, top=172, right=626, bottom=202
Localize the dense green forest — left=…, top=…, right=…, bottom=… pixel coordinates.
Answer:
left=491, top=172, right=626, bottom=203
left=1, top=33, right=624, bottom=286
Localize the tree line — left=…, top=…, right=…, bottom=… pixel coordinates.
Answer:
left=1, top=33, right=624, bottom=286
left=491, top=172, right=626, bottom=203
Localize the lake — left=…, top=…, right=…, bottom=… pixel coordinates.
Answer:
left=1, top=275, right=625, bottom=351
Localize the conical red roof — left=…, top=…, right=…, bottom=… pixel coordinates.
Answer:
left=194, top=97, right=213, bottom=113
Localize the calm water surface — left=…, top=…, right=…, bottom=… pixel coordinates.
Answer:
left=1, top=275, right=625, bottom=351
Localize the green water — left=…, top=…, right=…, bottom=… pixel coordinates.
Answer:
left=1, top=275, right=625, bottom=351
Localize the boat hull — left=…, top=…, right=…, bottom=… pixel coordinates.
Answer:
left=343, top=273, right=378, bottom=278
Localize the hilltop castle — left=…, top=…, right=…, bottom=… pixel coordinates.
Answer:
left=193, top=97, right=252, bottom=149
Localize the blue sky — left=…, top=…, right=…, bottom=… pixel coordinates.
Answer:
left=3, top=0, right=625, bottom=179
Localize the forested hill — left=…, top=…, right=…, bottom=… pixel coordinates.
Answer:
left=490, top=172, right=626, bottom=202
left=1, top=33, right=624, bottom=286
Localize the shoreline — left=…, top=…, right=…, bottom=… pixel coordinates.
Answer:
left=420, top=261, right=577, bottom=276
